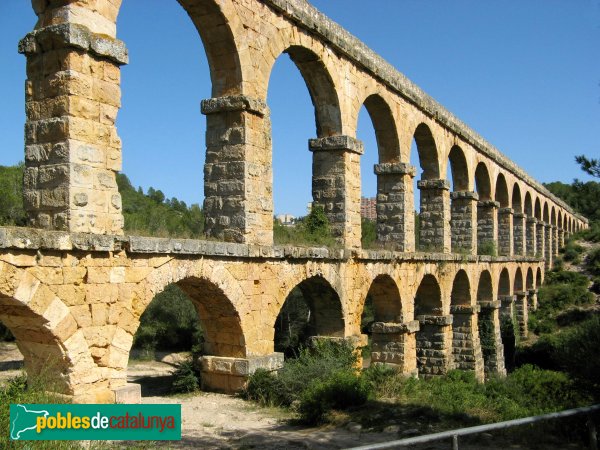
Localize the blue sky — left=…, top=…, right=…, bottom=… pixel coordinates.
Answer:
left=1, top=1, right=599, bottom=217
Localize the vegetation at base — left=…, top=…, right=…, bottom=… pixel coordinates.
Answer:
left=132, top=284, right=203, bottom=359
left=559, top=239, right=584, bottom=263
left=367, top=366, right=589, bottom=424
left=243, top=340, right=368, bottom=424
left=171, top=356, right=202, bottom=394
left=273, top=205, right=337, bottom=247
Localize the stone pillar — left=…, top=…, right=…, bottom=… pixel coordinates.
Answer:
left=201, top=96, right=272, bottom=245
left=514, top=291, right=528, bottom=339
left=309, top=136, right=363, bottom=249
left=200, top=353, right=283, bottom=393
left=416, top=314, right=453, bottom=378
left=544, top=224, right=553, bottom=269
left=513, top=212, right=526, bottom=256
left=558, top=228, right=565, bottom=250
left=526, top=217, right=536, bottom=256
left=536, top=219, right=545, bottom=258
left=370, top=320, right=419, bottom=376
left=417, top=179, right=451, bottom=252
left=19, top=24, right=127, bottom=234
left=553, top=225, right=559, bottom=256
left=498, top=207, right=513, bottom=257
left=477, top=200, right=499, bottom=255
left=527, top=289, right=538, bottom=312
left=450, top=191, right=479, bottom=255
left=499, top=295, right=514, bottom=322
left=478, top=301, right=506, bottom=378
left=374, top=163, right=416, bottom=251
left=450, top=305, right=484, bottom=382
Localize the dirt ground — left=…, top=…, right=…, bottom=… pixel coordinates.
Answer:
left=1, top=343, right=589, bottom=449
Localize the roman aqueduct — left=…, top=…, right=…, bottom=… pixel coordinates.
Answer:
left=0, top=0, right=588, bottom=402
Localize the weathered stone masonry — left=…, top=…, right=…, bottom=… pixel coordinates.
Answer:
left=1, top=0, right=589, bottom=402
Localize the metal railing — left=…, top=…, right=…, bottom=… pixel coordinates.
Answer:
left=346, top=404, right=600, bottom=450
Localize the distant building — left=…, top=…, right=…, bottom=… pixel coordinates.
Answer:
left=361, top=197, right=376, bottom=221
left=276, top=214, right=296, bottom=226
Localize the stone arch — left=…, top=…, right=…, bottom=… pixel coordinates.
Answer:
left=451, top=270, right=471, bottom=306
left=448, top=145, right=469, bottom=191
left=543, top=202, right=549, bottom=223
left=475, top=162, right=492, bottom=201
left=112, top=0, right=245, bottom=97
left=495, top=173, right=510, bottom=208
left=536, top=267, right=543, bottom=287
left=512, top=184, right=522, bottom=213
left=415, top=274, right=443, bottom=315
left=476, top=269, right=504, bottom=378
left=415, top=274, right=450, bottom=377
left=534, top=197, right=542, bottom=220
left=498, top=268, right=511, bottom=296
left=514, top=267, right=524, bottom=292
left=551, top=206, right=557, bottom=226
left=0, top=264, right=96, bottom=401
left=360, top=94, right=401, bottom=163
left=269, top=45, right=342, bottom=137
left=526, top=268, right=534, bottom=290
left=524, top=192, right=533, bottom=217
left=495, top=173, right=511, bottom=255
left=451, top=270, right=483, bottom=379
left=412, top=123, right=440, bottom=180
left=277, top=275, right=345, bottom=339
left=141, top=260, right=247, bottom=357
left=477, top=271, right=494, bottom=303
left=366, top=274, right=403, bottom=322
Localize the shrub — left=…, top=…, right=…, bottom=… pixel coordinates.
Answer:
left=560, top=240, right=584, bottom=263
left=585, top=247, right=600, bottom=276
left=243, top=369, right=288, bottom=406
left=298, top=370, right=370, bottom=424
left=478, top=241, right=497, bottom=256
left=552, top=316, right=600, bottom=394
left=171, top=357, right=201, bottom=393
left=244, top=339, right=363, bottom=420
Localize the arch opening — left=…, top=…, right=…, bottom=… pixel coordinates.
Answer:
left=448, top=146, right=474, bottom=253
left=274, top=276, right=344, bottom=358
left=357, top=95, right=401, bottom=248
left=415, top=274, right=449, bottom=377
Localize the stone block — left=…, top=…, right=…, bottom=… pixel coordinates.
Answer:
left=113, top=383, right=141, bottom=404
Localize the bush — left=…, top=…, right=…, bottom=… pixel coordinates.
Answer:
left=560, top=240, right=584, bottom=263
left=478, top=241, right=497, bottom=256
left=244, top=339, right=366, bottom=422
left=585, top=247, right=600, bottom=276
left=273, top=206, right=338, bottom=248
left=552, top=316, right=600, bottom=394
left=171, top=357, right=201, bottom=393
left=298, top=370, right=370, bottom=424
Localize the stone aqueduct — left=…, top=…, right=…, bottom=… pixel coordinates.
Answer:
left=0, top=0, right=588, bottom=402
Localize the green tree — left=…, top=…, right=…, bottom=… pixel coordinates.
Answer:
left=0, top=163, right=26, bottom=226
left=575, top=155, right=600, bottom=178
